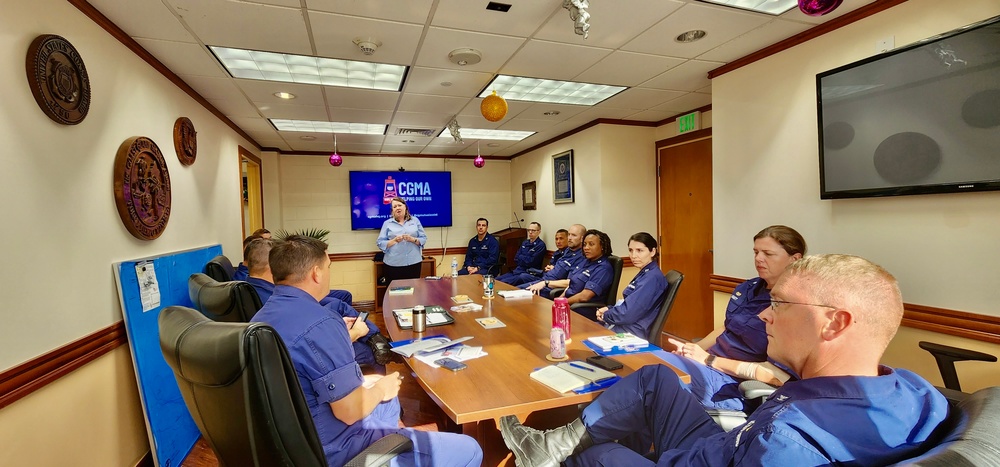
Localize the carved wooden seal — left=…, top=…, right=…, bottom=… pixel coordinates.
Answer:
left=173, top=117, right=197, bottom=166
left=114, top=137, right=172, bottom=240
left=25, top=34, right=91, bottom=125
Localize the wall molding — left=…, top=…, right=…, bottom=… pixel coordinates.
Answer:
left=710, top=274, right=1000, bottom=345
left=0, top=322, right=127, bottom=410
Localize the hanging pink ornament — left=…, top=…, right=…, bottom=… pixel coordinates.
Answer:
left=798, top=0, right=842, bottom=16
left=473, top=154, right=485, bottom=168
left=329, top=152, right=343, bottom=166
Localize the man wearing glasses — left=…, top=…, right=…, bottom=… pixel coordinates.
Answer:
left=497, top=222, right=547, bottom=285
left=501, top=254, right=948, bottom=466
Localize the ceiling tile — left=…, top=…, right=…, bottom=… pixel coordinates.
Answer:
left=575, top=51, right=686, bottom=86
left=501, top=40, right=613, bottom=81
left=210, top=98, right=262, bottom=119
left=135, top=39, right=228, bottom=78
left=179, top=75, right=245, bottom=101
left=518, top=102, right=589, bottom=120
left=598, top=88, right=687, bottom=110
left=91, top=0, right=195, bottom=42
left=639, top=59, right=722, bottom=91
left=324, top=87, right=400, bottom=111
left=431, top=0, right=562, bottom=37
left=697, top=19, right=812, bottom=62
left=255, top=102, right=329, bottom=120
left=327, top=108, right=394, bottom=124
left=651, top=92, right=712, bottom=113
left=533, top=0, right=685, bottom=49
left=237, top=79, right=326, bottom=103
left=402, top=67, right=494, bottom=97
left=309, top=11, right=425, bottom=65
left=415, top=28, right=526, bottom=73
left=499, top=118, right=559, bottom=132
left=397, top=94, right=470, bottom=114
left=622, top=3, right=770, bottom=58
left=623, top=109, right=678, bottom=122
left=168, top=0, right=313, bottom=55
left=228, top=116, right=280, bottom=134
left=306, top=0, right=435, bottom=24
left=389, top=111, right=451, bottom=128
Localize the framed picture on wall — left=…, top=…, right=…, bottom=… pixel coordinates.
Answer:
left=552, top=150, right=574, bottom=204
left=522, top=181, right=537, bottom=210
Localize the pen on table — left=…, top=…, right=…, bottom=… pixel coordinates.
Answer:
left=569, top=362, right=595, bottom=372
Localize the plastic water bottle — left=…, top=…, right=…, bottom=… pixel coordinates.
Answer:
left=552, top=297, right=571, bottom=342
left=451, top=257, right=458, bottom=278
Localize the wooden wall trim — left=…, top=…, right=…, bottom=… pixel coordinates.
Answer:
left=709, top=274, right=1000, bottom=345
left=0, top=322, right=127, bottom=410
left=708, top=0, right=910, bottom=79
left=328, top=247, right=467, bottom=262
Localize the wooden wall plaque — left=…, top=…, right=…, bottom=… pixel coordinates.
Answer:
left=25, top=34, right=91, bottom=125
left=173, top=117, right=197, bottom=166
left=114, top=137, right=172, bottom=240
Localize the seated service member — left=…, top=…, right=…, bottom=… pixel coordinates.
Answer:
left=664, top=225, right=806, bottom=411
left=500, top=254, right=949, bottom=467
left=251, top=236, right=482, bottom=466
left=547, top=228, right=570, bottom=271
left=458, top=217, right=499, bottom=275
left=595, top=232, right=668, bottom=340
left=245, top=238, right=384, bottom=372
left=235, top=228, right=273, bottom=281
left=497, top=222, right=547, bottom=284
left=551, top=230, right=615, bottom=306
left=522, top=224, right=588, bottom=298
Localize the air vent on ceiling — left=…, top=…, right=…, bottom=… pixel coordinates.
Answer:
left=486, top=2, right=512, bottom=12
left=395, top=128, right=437, bottom=137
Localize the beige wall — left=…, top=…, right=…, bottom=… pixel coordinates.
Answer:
left=1, top=0, right=251, bottom=463
left=711, top=0, right=1000, bottom=317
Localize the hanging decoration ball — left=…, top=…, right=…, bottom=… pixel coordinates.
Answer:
left=480, top=90, right=508, bottom=122
left=798, top=0, right=843, bottom=16
left=329, top=152, right=343, bottom=166
left=474, top=154, right=486, bottom=168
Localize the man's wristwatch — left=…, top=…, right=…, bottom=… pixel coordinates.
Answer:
left=705, top=354, right=716, bottom=368
left=544, top=280, right=549, bottom=287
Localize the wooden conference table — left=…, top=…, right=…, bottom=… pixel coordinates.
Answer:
left=382, top=275, right=687, bottom=465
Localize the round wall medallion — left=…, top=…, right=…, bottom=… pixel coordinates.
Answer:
left=25, top=34, right=91, bottom=125
left=114, top=137, right=172, bottom=240
left=173, top=117, right=198, bottom=166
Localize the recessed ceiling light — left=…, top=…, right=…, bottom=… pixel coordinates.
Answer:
left=271, top=119, right=386, bottom=135
left=402, top=139, right=416, bottom=143
left=273, top=91, right=296, bottom=99
left=480, top=75, right=626, bottom=106
left=209, top=46, right=407, bottom=91
left=440, top=81, right=453, bottom=87
left=696, top=0, right=796, bottom=15
left=675, top=30, right=707, bottom=43
left=543, top=110, right=561, bottom=116
left=299, top=135, right=316, bottom=140
left=436, top=128, right=534, bottom=141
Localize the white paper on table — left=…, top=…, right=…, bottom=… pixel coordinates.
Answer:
left=415, top=346, right=489, bottom=368
left=135, top=261, right=160, bottom=312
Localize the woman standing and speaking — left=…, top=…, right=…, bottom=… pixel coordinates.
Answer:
left=376, top=197, right=427, bottom=283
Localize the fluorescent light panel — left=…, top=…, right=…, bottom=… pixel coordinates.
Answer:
left=696, top=0, right=796, bottom=15
left=480, top=75, right=626, bottom=106
left=270, top=119, right=386, bottom=135
left=209, top=46, right=407, bottom=91
left=436, top=128, right=535, bottom=141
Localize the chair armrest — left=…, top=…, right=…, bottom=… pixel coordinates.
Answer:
left=705, top=409, right=749, bottom=432
left=919, top=341, right=997, bottom=392
left=345, top=433, right=413, bottom=467
left=740, top=380, right=778, bottom=400
left=549, top=287, right=566, bottom=298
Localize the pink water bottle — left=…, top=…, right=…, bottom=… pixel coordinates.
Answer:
left=552, top=297, right=571, bottom=342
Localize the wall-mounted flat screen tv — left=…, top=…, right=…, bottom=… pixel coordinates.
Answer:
left=816, top=15, right=1000, bottom=199
left=349, top=171, right=453, bottom=230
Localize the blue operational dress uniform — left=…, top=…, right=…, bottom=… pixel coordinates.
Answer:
left=659, top=277, right=774, bottom=411
left=517, top=248, right=587, bottom=296
left=496, top=238, right=546, bottom=284
left=233, top=263, right=249, bottom=281
left=251, top=285, right=482, bottom=467
left=565, top=364, right=948, bottom=467
left=247, top=277, right=382, bottom=371
left=458, top=233, right=500, bottom=275
left=562, top=256, right=615, bottom=304
left=549, top=247, right=569, bottom=266
left=601, top=262, right=668, bottom=340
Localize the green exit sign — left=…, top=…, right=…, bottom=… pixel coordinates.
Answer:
left=677, top=111, right=701, bottom=134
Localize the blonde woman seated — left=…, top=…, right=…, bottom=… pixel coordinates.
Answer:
left=594, top=232, right=667, bottom=341
left=665, top=225, right=805, bottom=411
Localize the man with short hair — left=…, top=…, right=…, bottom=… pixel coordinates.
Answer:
left=251, top=236, right=482, bottom=467
left=245, top=238, right=386, bottom=372
left=458, top=217, right=500, bottom=275
left=520, top=224, right=588, bottom=298
left=546, top=228, right=570, bottom=271
left=232, top=234, right=260, bottom=281
left=497, top=222, right=547, bottom=285
left=501, top=254, right=949, bottom=466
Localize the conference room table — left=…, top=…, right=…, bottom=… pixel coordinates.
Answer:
left=382, top=275, right=688, bottom=465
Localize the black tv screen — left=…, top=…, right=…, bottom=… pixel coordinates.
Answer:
left=349, top=171, right=453, bottom=230
left=817, top=15, right=1000, bottom=199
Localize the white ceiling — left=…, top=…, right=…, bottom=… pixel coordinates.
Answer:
left=88, top=0, right=875, bottom=157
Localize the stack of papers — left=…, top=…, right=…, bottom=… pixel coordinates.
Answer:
left=415, top=344, right=487, bottom=368
left=530, top=361, right=617, bottom=393
left=498, top=289, right=533, bottom=299
left=586, top=333, right=649, bottom=351
left=392, top=306, right=453, bottom=328
left=388, top=286, right=414, bottom=295
left=450, top=303, right=483, bottom=312
left=390, top=336, right=473, bottom=358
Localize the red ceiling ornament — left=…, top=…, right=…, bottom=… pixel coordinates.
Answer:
left=329, top=134, right=343, bottom=166
left=480, top=90, right=508, bottom=122
left=798, top=0, right=843, bottom=16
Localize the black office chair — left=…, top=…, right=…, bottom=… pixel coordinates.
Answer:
left=554, top=255, right=624, bottom=322
left=205, top=254, right=236, bottom=282
left=918, top=341, right=997, bottom=393
left=158, top=306, right=411, bottom=467
left=188, top=273, right=262, bottom=323
left=645, top=269, right=684, bottom=345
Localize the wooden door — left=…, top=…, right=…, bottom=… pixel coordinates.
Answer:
left=658, top=135, right=713, bottom=341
